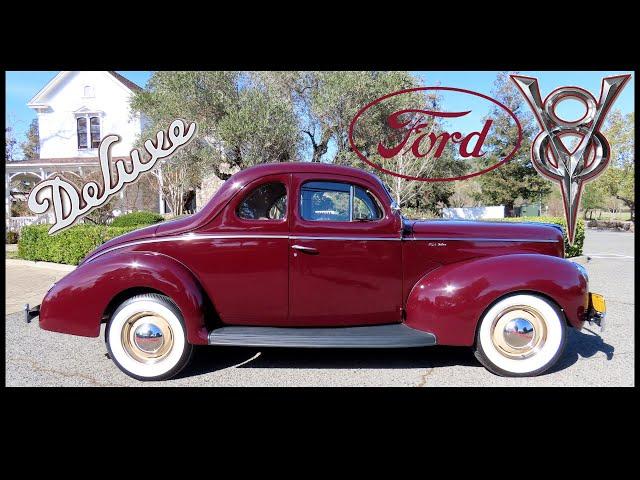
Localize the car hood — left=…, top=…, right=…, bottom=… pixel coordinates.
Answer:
left=406, top=219, right=564, bottom=245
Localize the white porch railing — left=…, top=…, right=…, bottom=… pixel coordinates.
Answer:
left=6, top=216, right=49, bottom=232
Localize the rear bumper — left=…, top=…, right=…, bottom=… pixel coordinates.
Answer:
left=24, top=304, right=40, bottom=324
left=585, top=293, right=606, bottom=332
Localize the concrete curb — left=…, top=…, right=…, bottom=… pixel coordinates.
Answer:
left=5, top=258, right=76, bottom=272
left=568, top=256, right=589, bottom=265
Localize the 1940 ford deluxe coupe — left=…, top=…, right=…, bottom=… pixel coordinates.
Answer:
left=26, top=163, right=606, bottom=380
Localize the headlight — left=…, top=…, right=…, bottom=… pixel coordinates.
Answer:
left=574, top=263, right=589, bottom=282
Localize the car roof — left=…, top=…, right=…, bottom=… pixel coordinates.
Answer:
left=237, top=161, right=381, bottom=182
left=156, top=162, right=390, bottom=237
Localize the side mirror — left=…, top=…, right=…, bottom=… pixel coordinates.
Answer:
left=390, top=201, right=405, bottom=235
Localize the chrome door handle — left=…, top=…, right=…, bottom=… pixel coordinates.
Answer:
left=291, top=245, right=319, bottom=254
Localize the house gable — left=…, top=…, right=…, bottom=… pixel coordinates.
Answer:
left=28, top=71, right=141, bottom=108
left=27, top=71, right=143, bottom=160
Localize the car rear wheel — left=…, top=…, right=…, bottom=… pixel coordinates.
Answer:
left=474, top=293, right=566, bottom=377
left=106, top=293, right=193, bottom=381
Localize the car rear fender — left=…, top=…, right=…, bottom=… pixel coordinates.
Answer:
left=39, top=251, right=211, bottom=345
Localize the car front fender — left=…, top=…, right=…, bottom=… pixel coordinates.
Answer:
left=39, top=251, right=210, bottom=345
left=404, top=254, right=589, bottom=346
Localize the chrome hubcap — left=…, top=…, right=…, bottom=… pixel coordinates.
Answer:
left=122, top=312, right=174, bottom=364
left=503, top=318, right=535, bottom=349
left=491, top=306, right=547, bottom=359
left=134, top=323, right=165, bottom=353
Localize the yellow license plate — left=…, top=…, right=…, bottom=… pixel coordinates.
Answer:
left=590, top=293, right=606, bottom=313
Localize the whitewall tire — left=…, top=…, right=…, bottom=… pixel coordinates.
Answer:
left=474, top=294, right=566, bottom=377
left=106, top=293, right=194, bottom=381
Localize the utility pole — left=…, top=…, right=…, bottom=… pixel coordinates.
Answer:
left=539, top=193, right=542, bottom=216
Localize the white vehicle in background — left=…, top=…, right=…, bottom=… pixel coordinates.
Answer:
left=442, top=206, right=505, bottom=220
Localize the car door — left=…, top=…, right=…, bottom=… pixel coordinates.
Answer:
left=185, top=174, right=291, bottom=326
left=288, top=173, right=403, bottom=327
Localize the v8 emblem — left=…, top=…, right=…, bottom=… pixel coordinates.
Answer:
left=511, top=74, right=631, bottom=245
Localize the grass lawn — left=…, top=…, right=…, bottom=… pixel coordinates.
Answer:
left=586, top=210, right=633, bottom=221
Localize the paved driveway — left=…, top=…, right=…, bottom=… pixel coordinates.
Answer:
left=4, top=260, right=74, bottom=316
left=4, top=229, right=634, bottom=386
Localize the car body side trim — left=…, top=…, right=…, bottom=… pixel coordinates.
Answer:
left=84, top=234, right=290, bottom=263
left=289, top=236, right=400, bottom=241
left=85, top=233, right=558, bottom=263
left=408, top=237, right=558, bottom=243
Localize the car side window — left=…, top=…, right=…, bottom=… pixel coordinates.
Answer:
left=353, top=186, right=382, bottom=220
left=300, top=181, right=383, bottom=222
left=237, top=182, right=287, bottom=220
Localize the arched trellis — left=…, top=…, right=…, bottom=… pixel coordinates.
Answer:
left=8, top=171, right=46, bottom=200
left=5, top=162, right=101, bottom=218
left=5, top=159, right=166, bottom=218
left=9, top=171, right=45, bottom=182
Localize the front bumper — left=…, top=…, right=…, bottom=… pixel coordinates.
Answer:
left=585, top=293, right=606, bottom=332
left=24, top=304, right=40, bottom=324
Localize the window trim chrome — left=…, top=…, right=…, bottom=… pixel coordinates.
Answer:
left=299, top=179, right=384, bottom=224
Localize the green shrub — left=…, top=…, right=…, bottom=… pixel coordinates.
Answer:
left=586, top=219, right=633, bottom=231
left=111, top=211, right=165, bottom=228
left=401, top=207, right=439, bottom=220
left=485, top=216, right=585, bottom=258
left=18, top=224, right=139, bottom=265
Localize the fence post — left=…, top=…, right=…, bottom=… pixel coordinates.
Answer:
left=5, top=173, right=10, bottom=218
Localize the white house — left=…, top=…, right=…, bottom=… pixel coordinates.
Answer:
left=28, top=71, right=145, bottom=159
left=6, top=71, right=164, bottom=225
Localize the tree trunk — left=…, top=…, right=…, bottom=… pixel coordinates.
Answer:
left=505, top=201, right=515, bottom=217
left=615, top=195, right=634, bottom=222
left=212, top=164, right=233, bottom=181
left=305, top=128, right=332, bottom=162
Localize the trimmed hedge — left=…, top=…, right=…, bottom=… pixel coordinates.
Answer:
left=111, top=211, right=165, bottom=228
left=486, top=216, right=585, bottom=258
left=17, top=214, right=584, bottom=265
left=401, top=207, right=438, bottom=220
left=18, top=224, right=140, bottom=265
left=586, top=219, right=634, bottom=232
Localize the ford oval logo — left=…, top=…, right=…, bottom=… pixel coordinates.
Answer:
left=348, top=87, right=523, bottom=182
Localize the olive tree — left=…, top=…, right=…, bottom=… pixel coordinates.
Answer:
left=131, top=71, right=468, bottom=214
left=599, top=111, right=634, bottom=221
left=130, top=71, right=300, bottom=214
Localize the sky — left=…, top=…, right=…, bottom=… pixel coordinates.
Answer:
left=5, top=71, right=153, bottom=150
left=5, top=70, right=634, bottom=159
left=415, top=71, right=634, bottom=135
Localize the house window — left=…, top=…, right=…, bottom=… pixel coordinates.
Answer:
left=90, top=117, right=101, bottom=148
left=77, top=117, right=88, bottom=149
left=77, top=115, right=101, bottom=150
left=83, top=85, right=95, bottom=97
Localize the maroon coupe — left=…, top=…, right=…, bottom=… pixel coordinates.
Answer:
left=26, top=163, right=606, bottom=380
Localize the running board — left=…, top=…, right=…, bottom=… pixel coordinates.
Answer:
left=208, top=323, right=436, bottom=348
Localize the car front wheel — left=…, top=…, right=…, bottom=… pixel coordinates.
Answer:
left=474, top=293, right=567, bottom=377
left=106, top=293, right=193, bottom=381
